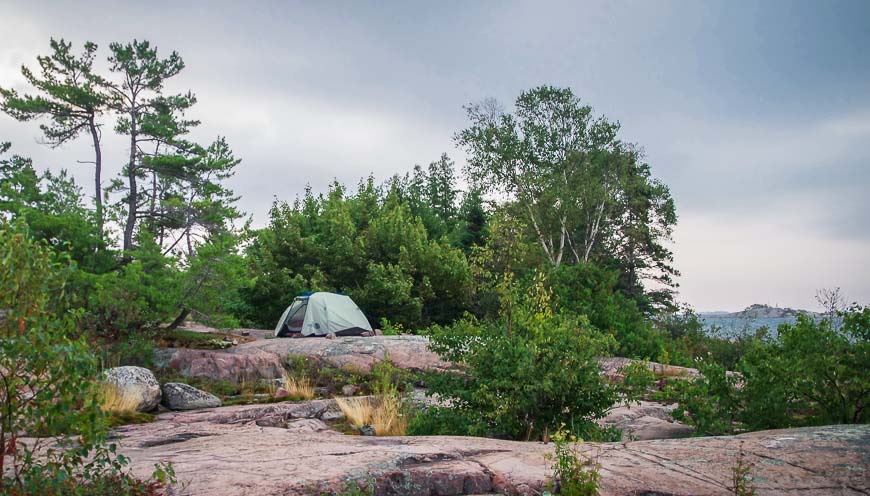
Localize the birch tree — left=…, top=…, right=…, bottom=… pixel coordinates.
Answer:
left=456, top=86, right=621, bottom=266
left=457, top=86, right=677, bottom=309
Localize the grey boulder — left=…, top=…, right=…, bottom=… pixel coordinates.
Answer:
left=161, top=383, right=222, bottom=410
left=103, top=366, right=162, bottom=412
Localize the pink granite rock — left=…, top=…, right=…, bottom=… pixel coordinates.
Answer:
left=104, top=403, right=867, bottom=496
left=153, top=335, right=454, bottom=383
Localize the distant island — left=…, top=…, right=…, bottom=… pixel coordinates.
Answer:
left=700, top=303, right=823, bottom=320
left=699, top=304, right=829, bottom=337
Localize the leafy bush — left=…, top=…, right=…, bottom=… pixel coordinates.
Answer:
left=739, top=312, right=869, bottom=428
left=78, top=233, right=178, bottom=340
left=415, top=272, right=617, bottom=441
left=0, top=221, right=170, bottom=495
left=666, top=308, right=869, bottom=434
left=618, top=360, right=657, bottom=406
left=549, top=262, right=663, bottom=361
left=666, top=358, right=741, bottom=435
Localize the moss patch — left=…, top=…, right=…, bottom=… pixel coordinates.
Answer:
left=105, top=411, right=155, bottom=427
left=155, top=329, right=254, bottom=349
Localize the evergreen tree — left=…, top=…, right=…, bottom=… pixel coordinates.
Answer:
left=0, top=39, right=109, bottom=232
left=103, top=39, right=192, bottom=251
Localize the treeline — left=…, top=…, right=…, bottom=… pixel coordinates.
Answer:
left=1, top=38, right=749, bottom=366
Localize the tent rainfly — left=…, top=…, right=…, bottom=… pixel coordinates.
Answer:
left=274, top=292, right=373, bottom=337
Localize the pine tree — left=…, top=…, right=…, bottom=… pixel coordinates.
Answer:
left=0, top=39, right=109, bottom=232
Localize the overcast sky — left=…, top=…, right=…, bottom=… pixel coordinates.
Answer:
left=2, top=0, right=868, bottom=312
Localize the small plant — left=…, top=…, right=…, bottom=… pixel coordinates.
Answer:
left=378, top=318, right=404, bottom=335
left=371, top=394, right=408, bottom=436
left=730, top=448, right=757, bottom=496
left=546, top=427, right=600, bottom=496
left=665, top=357, right=740, bottom=435
left=282, top=372, right=315, bottom=400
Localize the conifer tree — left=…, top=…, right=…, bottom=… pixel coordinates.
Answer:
left=0, top=39, right=109, bottom=232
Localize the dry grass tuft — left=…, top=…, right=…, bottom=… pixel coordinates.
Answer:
left=282, top=373, right=315, bottom=400
left=371, top=394, right=407, bottom=436
left=98, top=382, right=140, bottom=414
left=334, top=395, right=407, bottom=436
left=335, top=397, right=375, bottom=427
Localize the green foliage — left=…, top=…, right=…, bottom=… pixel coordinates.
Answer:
left=172, top=232, right=250, bottom=330
left=377, top=318, right=404, bottom=335
left=549, top=262, right=662, bottom=359
left=0, top=146, right=111, bottom=273
left=545, top=427, right=600, bottom=496
left=0, top=38, right=109, bottom=230
left=418, top=272, right=617, bottom=441
left=739, top=313, right=869, bottom=428
left=730, top=449, right=757, bottom=496
left=618, top=360, right=656, bottom=407
left=667, top=308, right=869, bottom=434
left=98, top=332, right=157, bottom=370
left=0, top=220, right=170, bottom=495
left=241, top=180, right=471, bottom=329
left=456, top=86, right=678, bottom=313
left=666, top=358, right=741, bottom=435
left=78, top=233, right=178, bottom=339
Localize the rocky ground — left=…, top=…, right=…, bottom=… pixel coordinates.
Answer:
left=107, top=333, right=866, bottom=495
left=113, top=399, right=868, bottom=495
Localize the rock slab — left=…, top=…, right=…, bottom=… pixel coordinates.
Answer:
left=103, top=366, right=161, bottom=412
left=153, top=335, right=454, bottom=383
left=161, top=382, right=222, bottom=410
left=106, top=398, right=869, bottom=496
left=600, top=400, right=695, bottom=440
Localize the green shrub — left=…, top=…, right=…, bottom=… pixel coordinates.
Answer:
left=666, top=358, right=740, bottom=435
left=0, top=220, right=170, bottom=495
left=549, top=262, right=663, bottom=361
left=417, top=272, right=617, bottom=441
left=667, top=308, right=869, bottom=434
left=739, top=311, right=869, bottom=428
left=618, top=360, right=656, bottom=406
left=78, top=234, right=178, bottom=340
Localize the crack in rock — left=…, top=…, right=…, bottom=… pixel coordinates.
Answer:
left=139, top=432, right=213, bottom=447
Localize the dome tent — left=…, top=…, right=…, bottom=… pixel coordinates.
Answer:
left=274, top=292, right=372, bottom=337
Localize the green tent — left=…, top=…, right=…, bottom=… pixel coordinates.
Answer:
left=274, top=292, right=372, bottom=337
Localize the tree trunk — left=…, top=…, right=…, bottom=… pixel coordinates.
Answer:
left=167, top=308, right=190, bottom=330
left=87, top=116, right=103, bottom=235
left=123, top=125, right=138, bottom=252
